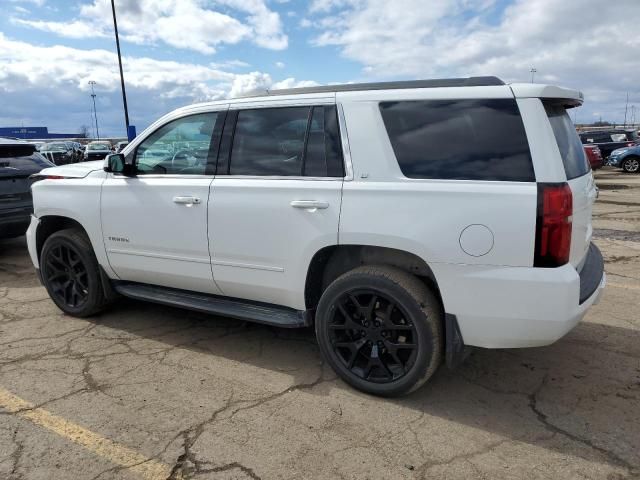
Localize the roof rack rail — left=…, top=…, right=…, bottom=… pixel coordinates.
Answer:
left=253, top=76, right=504, bottom=97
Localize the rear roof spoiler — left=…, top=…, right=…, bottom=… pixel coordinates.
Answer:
left=509, top=83, right=584, bottom=108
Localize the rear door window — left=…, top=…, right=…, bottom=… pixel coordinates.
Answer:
left=226, top=106, right=344, bottom=177
left=379, top=99, right=535, bottom=181
left=544, top=103, right=590, bottom=180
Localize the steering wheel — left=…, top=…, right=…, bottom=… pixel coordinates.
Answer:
left=171, top=150, right=192, bottom=168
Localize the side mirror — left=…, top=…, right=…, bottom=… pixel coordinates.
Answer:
left=104, top=153, right=135, bottom=176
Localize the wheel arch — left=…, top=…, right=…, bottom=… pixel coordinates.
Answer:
left=304, top=245, right=442, bottom=311
left=36, top=215, right=90, bottom=261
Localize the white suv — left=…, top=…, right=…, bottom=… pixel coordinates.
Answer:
left=26, top=77, right=605, bottom=396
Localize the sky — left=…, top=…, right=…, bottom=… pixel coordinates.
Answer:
left=0, top=0, right=638, bottom=137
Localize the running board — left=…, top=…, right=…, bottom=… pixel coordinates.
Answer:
left=113, top=282, right=311, bottom=328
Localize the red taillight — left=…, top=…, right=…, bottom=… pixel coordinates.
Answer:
left=534, top=183, right=572, bottom=267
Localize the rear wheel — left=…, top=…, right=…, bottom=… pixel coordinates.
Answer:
left=40, top=228, right=108, bottom=317
left=315, top=265, right=442, bottom=397
left=622, top=156, right=640, bottom=173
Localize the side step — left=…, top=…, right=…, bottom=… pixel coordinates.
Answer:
left=113, top=282, right=311, bottom=328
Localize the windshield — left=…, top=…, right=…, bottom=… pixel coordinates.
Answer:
left=88, top=143, right=110, bottom=150
left=42, top=143, right=68, bottom=151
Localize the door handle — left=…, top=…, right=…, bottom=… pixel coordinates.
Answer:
left=290, top=200, right=329, bottom=210
left=173, top=196, right=201, bottom=206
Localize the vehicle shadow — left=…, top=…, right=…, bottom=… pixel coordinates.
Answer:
left=90, top=298, right=639, bottom=472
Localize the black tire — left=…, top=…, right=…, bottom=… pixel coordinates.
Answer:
left=40, top=228, right=109, bottom=317
left=622, top=156, right=640, bottom=173
left=315, top=265, right=443, bottom=397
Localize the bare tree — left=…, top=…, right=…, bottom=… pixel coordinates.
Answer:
left=78, top=125, right=91, bottom=138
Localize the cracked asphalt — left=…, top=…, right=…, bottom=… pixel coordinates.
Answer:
left=1, top=168, right=639, bottom=480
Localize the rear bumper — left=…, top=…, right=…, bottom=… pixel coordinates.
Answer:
left=0, top=206, right=32, bottom=238
left=433, top=244, right=606, bottom=349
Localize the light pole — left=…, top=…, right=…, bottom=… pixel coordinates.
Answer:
left=530, top=67, right=537, bottom=83
left=111, top=0, right=131, bottom=138
left=88, top=80, right=100, bottom=140
left=623, top=92, right=629, bottom=128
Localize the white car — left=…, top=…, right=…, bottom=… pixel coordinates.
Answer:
left=26, top=77, right=605, bottom=396
left=83, top=141, right=112, bottom=161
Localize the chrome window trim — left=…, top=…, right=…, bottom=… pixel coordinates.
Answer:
left=214, top=175, right=343, bottom=181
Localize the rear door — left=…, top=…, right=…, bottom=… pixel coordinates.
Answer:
left=544, top=102, right=596, bottom=268
left=208, top=102, right=344, bottom=310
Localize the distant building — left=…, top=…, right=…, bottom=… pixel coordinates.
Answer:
left=0, top=127, right=86, bottom=140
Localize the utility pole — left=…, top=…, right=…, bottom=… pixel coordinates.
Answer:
left=623, top=92, right=629, bottom=128
left=88, top=80, right=100, bottom=140
left=111, top=0, right=130, bottom=138
left=530, top=67, right=537, bottom=83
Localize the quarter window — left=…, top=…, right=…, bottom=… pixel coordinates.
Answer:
left=545, top=103, right=590, bottom=179
left=134, top=113, right=217, bottom=175
left=379, top=99, right=535, bottom=181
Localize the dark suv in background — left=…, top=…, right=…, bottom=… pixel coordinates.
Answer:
left=39, top=142, right=81, bottom=165
left=0, top=140, right=54, bottom=239
left=579, top=129, right=639, bottom=159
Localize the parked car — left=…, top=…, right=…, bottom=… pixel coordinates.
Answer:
left=26, top=77, right=605, bottom=396
left=579, top=129, right=638, bottom=159
left=583, top=144, right=603, bottom=170
left=84, top=141, right=113, bottom=161
left=115, top=141, right=129, bottom=153
left=39, top=142, right=79, bottom=165
left=31, top=141, right=47, bottom=152
left=607, top=144, right=640, bottom=173
left=0, top=140, right=54, bottom=239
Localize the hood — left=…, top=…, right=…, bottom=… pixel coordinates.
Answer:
left=36, top=160, right=104, bottom=179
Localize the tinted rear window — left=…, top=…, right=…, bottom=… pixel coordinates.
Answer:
left=379, top=99, right=534, bottom=181
left=545, top=103, right=590, bottom=180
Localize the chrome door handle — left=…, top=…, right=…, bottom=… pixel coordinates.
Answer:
left=173, top=196, right=201, bottom=205
left=290, top=200, right=329, bottom=210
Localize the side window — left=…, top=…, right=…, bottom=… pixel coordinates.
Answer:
left=227, top=106, right=345, bottom=177
left=379, top=99, right=535, bottom=182
left=135, top=113, right=217, bottom=175
left=230, top=107, right=308, bottom=176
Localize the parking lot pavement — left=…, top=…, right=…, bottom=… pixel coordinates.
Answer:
left=0, top=169, right=638, bottom=480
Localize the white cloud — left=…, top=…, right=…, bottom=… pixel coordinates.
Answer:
left=0, top=33, right=314, bottom=135
left=275, top=61, right=285, bottom=68
left=12, top=18, right=110, bottom=39
left=13, top=0, right=287, bottom=54
left=308, top=0, right=640, bottom=122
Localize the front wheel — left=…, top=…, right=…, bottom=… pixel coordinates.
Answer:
left=315, top=265, right=443, bottom=397
left=40, top=228, right=109, bottom=317
left=622, top=156, right=640, bottom=173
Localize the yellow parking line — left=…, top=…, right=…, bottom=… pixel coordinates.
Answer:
left=0, top=387, right=175, bottom=479
left=608, top=282, right=640, bottom=291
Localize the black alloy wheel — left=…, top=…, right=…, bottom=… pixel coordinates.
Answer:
left=40, top=228, right=109, bottom=317
left=328, top=290, right=418, bottom=383
left=44, top=243, right=90, bottom=309
left=316, top=265, right=443, bottom=397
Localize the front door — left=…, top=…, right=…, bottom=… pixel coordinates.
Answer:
left=101, top=110, right=225, bottom=294
left=209, top=104, right=345, bottom=309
